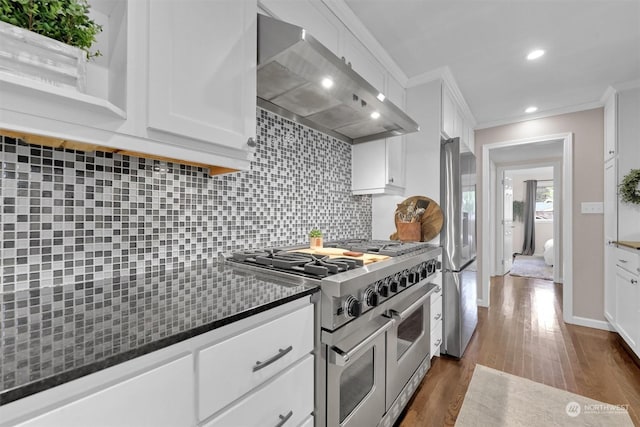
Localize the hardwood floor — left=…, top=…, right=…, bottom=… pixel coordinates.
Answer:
left=397, top=274, right=640, bottom=426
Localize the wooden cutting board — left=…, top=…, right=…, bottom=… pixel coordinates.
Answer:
left=291, top=247, right=390, bottom=265
left=390, top=195, right=444, bottom=242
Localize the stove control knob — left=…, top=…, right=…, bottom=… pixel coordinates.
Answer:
left=390, top=280, right=399, bottom=293
left=344, top=296, right=362, bottom=318
left=420, top=264, right=429, bottom=279
left=408, top=272, right=418, bottom=284
left=400, top=275, right=408, bottom=287
left=377, top=282, right=389, bottom=297
left=364, top=288, right=379, bottom=307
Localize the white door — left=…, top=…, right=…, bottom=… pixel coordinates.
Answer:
left=502, top=175, right=514, bottom=273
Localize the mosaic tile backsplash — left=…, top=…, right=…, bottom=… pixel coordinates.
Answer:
left=0, top=108, right=372, bottom=293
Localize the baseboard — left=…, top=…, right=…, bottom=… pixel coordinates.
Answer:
left=565, top=315, right=616, bottom=331
left=477, top=298, right=489, bottom=308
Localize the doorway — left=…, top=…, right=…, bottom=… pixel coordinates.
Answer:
left=480, top=133, right=574, bottom=324
left=496, top=164, right=561, bottom=282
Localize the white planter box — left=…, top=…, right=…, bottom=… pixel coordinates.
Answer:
left=0, top=20, right=87, bottom=92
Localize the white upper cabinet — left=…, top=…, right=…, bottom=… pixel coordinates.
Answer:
left=441, top=84, right=457, bottom=139
left=386, top=74, right=405, bottom=108
left=147, top=0, right=256, bottom=157
left=604, top=92, right=617, bottom=161
left=259, top=0, right=340, bottom=55
left=352, top=138, right=405, bottom=195
left=340, top=31, right=386, bottom=93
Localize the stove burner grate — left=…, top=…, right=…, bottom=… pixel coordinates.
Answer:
left=230, top=250, right=363, bottom=278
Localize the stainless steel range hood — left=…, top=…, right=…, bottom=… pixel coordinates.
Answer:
left=257, top=14, right=419, bottom=144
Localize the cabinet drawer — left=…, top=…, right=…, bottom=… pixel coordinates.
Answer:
left=431, top=321, right=443, bottom=358
left=431, top=296, right=443, bottom=328
left=198, top=304, right=314, bottom=420
left=203, top=355, right=314, bottom=427
left=298, top=415, right=314, bottom=427
left=616, top=247, right=640, bottom=275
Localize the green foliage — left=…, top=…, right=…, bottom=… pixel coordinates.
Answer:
left=0, top=0, right=102, bottom=59
left=619, top=169, right=640, bottom=205
left=309, top=229, right=322, bottom=238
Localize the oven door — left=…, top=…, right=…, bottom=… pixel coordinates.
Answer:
left=385, top=286, right=431, bottom=408
left=326, top=317, right=393, bottom=427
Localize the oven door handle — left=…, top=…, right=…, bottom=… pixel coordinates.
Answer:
left=388, top=291, right=431, bottom=322
left=329, top=320, right=393, bottom=367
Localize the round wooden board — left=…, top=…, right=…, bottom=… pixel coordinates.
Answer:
left=390, top=196, right=444, bottom=242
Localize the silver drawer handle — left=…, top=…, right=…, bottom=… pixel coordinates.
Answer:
left=434, top=313, right=442, bottom=321
left=619, top=259, right=628, bottom=263
left=330, top=320, right=393, bottom=367
left=632, top=279, right=638, bottom=285
left=253, top=346, right=293, bottom=372
left=274, top=410, right=293, bottom=427
left=434, top=338, right=442, bottom=346
left=389, top=292, right=431, bottom=321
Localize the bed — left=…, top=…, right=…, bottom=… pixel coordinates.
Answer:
left=543, top=239, right=554, bottom=266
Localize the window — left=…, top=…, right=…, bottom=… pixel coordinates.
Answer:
left=535, top=182, right=553, bottom=220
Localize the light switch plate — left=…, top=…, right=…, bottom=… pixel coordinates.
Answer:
left=581, top=202, right=604, bottom=214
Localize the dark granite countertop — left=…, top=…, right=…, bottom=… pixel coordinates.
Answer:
left=0, top=261, right=318, bottom=405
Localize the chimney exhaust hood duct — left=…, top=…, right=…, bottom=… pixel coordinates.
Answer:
left=257, top=14, right=419, bottom=144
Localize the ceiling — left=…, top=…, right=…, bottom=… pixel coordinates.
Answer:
left=342, top=0, right=640, bottom=128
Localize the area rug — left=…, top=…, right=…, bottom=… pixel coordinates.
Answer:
left=455, top=365, right=634, bottom=426
left=509, top=255, right=553, bottom=281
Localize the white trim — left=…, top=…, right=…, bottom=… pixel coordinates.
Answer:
left=475, top=101, right=603, bottom=130
left=481, top=133, right=573, bottom=320
left=600, top=86, right=617, bottom=104
left=320, top=0, right=409, bottom=87
left=612, top=79, right=640, bottom=91
left=566, top=316, right=616, bottom=332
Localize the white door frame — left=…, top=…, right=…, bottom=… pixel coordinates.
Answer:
left=495, top=161, right=563, bottom=282
left=481, top=132, right=574, bottom=324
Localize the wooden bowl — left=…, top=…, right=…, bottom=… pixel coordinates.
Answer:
left=390, top=196, right=444, bottom=242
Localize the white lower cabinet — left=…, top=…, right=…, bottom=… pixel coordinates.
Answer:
left=430, top=278, right=443, bottom=358
left=13, top=355, right=195, bottom=427
left=198, top=304, right=314, bottom=420
left=614, top=248, right=639, bottom=354
left=298, top=415, right=314, bottom=427
left=202, top=355, right=314, bottom=427
left=430, top=295, right=443, bottom=358
left=0, top=298, right=314, bottom=427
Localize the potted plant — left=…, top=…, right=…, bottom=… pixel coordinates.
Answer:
left=0, top=0, right=102, bottom=92
left=309, top=229, right=323, bottom=249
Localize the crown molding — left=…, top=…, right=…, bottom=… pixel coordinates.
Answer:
left=600, top=86, right=617, bottom=104
left=475, top=100, right=604, bottom=130
left=320, top=0, right=409, bottom=87
left=612, top=79, right=640, bottom=91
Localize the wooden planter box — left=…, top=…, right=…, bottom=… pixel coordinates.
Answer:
left=0, top=20, right=87, bottom=92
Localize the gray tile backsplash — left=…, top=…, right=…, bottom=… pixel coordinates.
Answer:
left=0, top=108, right=372, bottom=292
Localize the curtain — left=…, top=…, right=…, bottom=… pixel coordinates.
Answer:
left=521, top=180, right=537, bottom=256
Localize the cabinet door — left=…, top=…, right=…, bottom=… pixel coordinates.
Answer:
left=604, top=243, right=616, bottom=323
left=441, top=85, right=456, bottom=138
left=203, top=355, right=314, bottom=427
left=352, top=139, right=386, bottom=192
left=15, top=355, right=194, bottom=427
left=386, top=136, right=405, bottom=189
left=604, top=92, right=617, bottom=161
left=341, top=31, right=386, bottom=92
left=615, top=266, right=639, bottom=352
left=147, top=0, right=256, bottom=151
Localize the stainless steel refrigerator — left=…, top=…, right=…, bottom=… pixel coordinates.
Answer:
left=440, top=137, right=478, bottom=358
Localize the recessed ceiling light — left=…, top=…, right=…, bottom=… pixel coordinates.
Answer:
left=370, top=111, right=381, bottom=119
left=321, top=77, right=334, bottom=89
left=376, top=93, right=386, bottom=102
left=527, top=49, right=545, bottom=60
left=525, top=106, right=538, bottom=113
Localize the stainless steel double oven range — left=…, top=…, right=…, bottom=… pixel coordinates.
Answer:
left=226, top=239, right=442, bottom=427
